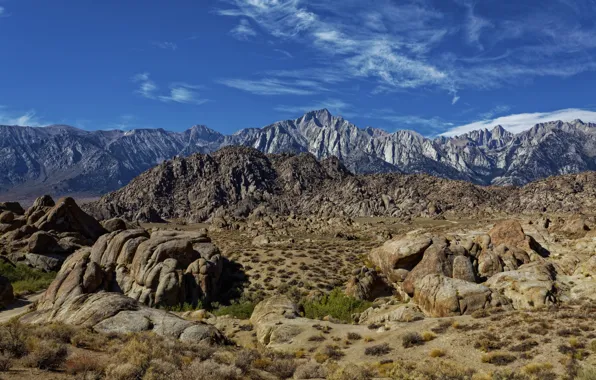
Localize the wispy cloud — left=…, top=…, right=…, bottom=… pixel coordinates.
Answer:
left=274, top=49, right=294, bottom=59
left=214, top=0, right=596, bottom=103
left=0, top=107, right=50, bottom=127
left=0, top=6, right=8, bottom=18
left=443, top=108, right=596, bottom=136
left=363, top=108, right=454, bottom=135
left=152, top=41, right=178, bottom=51
left=132, top=73, right=208, bottom=105
left=479, top=105, right=511, bottom=120
left=218, top=78, right=324, bottom=96
left=230, top=19, right=257, bottom=40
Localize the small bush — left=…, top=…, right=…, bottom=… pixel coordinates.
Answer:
left=421, top=331, right=436, bottom=342
left=365, top=343, right=392, bottom=356
left=267, top=358, right=297, bottom=379
left=65, top=353, right=106, bottom=376
left=328, top=363, right=372, bottom=380
left=24, top=341, right=68, bottom=370
left=577, top=366, right=596, bottom=380
left=307, top=334, right=326, bottom=342
left=294, top=361, right=327, bottom=379
left=471, top=309, right=489, bottom=318
left=182, top=359, right=241, bottom=380
left=300, top=288, right=371, bottom=323
left=522, top=362, right=554, bottom=378
left=402, top=332, right=424, bottom=348
left=481, top=352, right=517, bottom=366
left=144, top=359, right=179, bottom=380
left=0, top=354, right=12, bottom=372
left=0, top=321, right=28, bottom=358
left=33, top=322, right=77, bottom=344
left=234, top=349, right=260, bottom=374
left=430, top=349, right=446, bottom=358
left=347, top=332, right=362, bottom=341
left=212, top=301, right=256, bottom=319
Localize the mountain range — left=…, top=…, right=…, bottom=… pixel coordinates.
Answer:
left=2, top=109, right=596, bottom=199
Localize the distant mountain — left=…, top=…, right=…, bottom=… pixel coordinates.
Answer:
left=1, top=110, right=596, bottom=199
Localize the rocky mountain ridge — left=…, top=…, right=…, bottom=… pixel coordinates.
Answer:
left=85, top=146, right=596, bottom=223
left=2, top=110, right=596, bottom=199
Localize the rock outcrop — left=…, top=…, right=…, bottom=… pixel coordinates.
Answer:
left=38, top=229, right=225, bottom=309
left=0, top=196, right=106, bottom=272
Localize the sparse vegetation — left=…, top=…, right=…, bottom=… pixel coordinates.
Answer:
left=365, top=343, right=392, bottom=356
left=481, top=352, right=517, bottom=366
left=0, top=261, right=56, bottom=296
left=300, top=288, right=371, bottom=323
left=402, top=332, right=424, bottom=348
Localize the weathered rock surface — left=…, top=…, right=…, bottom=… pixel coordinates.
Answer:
left=345, top=267, right=393, bottom=301
left=358, top=303, right=425, bottom=324
left=250, top=295, right=302, bottom=345
left=0, top=196, right=106, bottom=272
left=485, top=262, right=557, bottom=309
left=22, top=292, right=226, bottom=344
left=0, top=275, right=14, bottom=308
left=369, top=236, right=432, bottom=283
left=413, top=274, right=497, bottom=317
left=38, top=228, right=225, bottom=309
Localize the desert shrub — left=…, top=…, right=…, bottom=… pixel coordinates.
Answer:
left=474, top=332, right=505, bottom=352
left=234, top=348, right=260, bottom=374
left=481, top=352, right=516, bottom=366
left=307, top=334, right=326, bottom=342
left=106, top=363, right=144, bottom=380
left=402, top=332, right=424, bottom=348
left=212, top=300, right=256, bottom=319
left=471, top=309, right=489, bottom=318
left=32, top=322, right=77, bottom=344
left=577, top=365, right=596, bottom=380
left=430, top=349, right=446, bottom=358
left=328, top=363, right=373, bottom=380
left=0, top=321, right=28, bottom=358
left=65, top=353, right=106, bottom=377
left=182, top=359, right=241, bottom=380
left=70, top=328, right=110, bottom=350
left=347, top=332, right=362, bottom=340
left=300, top=288, right=371, bottom=323
left=294, top=361, right=327, bottom=379
left=0, top=354, right=12, bottom=372
left=421, top=331, right=436, bottom=342
left=364, top=343, right=392, bottom=356
left=24, top=341, right=68, bottom=370
left=322, top=344, right=344, bottom=360
left=521, top=363, right=555, bottom=379
left=143, top=359, right=179, bottom=380
left=0, top=261, right=56, bottom=295
left=267, top=358, right=298, bottom=379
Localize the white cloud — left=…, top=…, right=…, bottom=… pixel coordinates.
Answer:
left=132, top=73, right=207, bottom=105
left=443, top=108, right=596, bottom=136
left=0, top=6, right=4, bottom=16
left=152, top=41, right=178, bottom=50
left=230, top=19, right=257, bottom=40
left=274, top=49, right=293, bottom=58
left=479, top=105, right=511, bottom=120
left=0, top=108, right=50, bottom=127
left=218, top=78, right=323, bottom=95
left=215, top=0, right=596, bottom=101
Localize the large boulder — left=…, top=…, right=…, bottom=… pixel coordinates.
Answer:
left=101, top=218, right=128, bottom=232
left=34, top=197, right=106, bottom=240
left=0, top=275, right=14, bottom=308
left=250, top=296, right=301, bottom=345
left=22, top=292, right=226, bottom=344
left=358, top=303, right=425, bottom=324
left=369, top=236, right=432, bottom=283
left=485, top=262, right=557, bottom=309
left=413, top=274, right=497, bottom=317
left=402, top=242, right=453, bottom=296
left=0, top=202, right=25, bottom=215
left=38, top=228, right=225, bottom=309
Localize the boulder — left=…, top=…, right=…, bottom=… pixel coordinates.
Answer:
left=485, top=262, right=557, bottom=309
left=101, top=218, right=128, bottom=232
left=25, top=253, right=64, bottom=272
left=369, top=236, right=432, bottom=282
left=134, top=206, right=166, bottom=223
left=0, top=275, right=14, bottom=308
left=413, top=274, right=496, bottom=317
left=0, top=211, right=15, bottom=223
left=358, top=303, right=424, bottom=324
left=39, top=229, right=224, bottom=309
left=22, top=292, right=226, bottom=344
left=402, top=243, right=453, bottom=296
left=34, top=197, right=106, bottom=240
left=250, top=296, right=301, bottom=345
left=452, top=255, right=476, bottom=282
left=28, top=231, right=62, bottom=254
left=252, top=235, right=270, bottom=247
left=0, top=202, right=25, bottom=215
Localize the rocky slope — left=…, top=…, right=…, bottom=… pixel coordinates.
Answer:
left=3, top=111, right=596, bottom=198
left=85, top=146, right=596, bottom=223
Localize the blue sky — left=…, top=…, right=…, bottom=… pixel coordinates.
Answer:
left=2, top=0, right=596, bottom=136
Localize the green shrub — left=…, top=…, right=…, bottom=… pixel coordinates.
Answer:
left=0, top=261, right=56, bottom=296
left=212, top=301, right=256, bottom=319
left=300, top=288, right=371, bottom=323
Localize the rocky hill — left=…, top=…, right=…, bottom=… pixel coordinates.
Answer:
left=3, top=110, right=596, bottom=199
left=84, top=146, right=596, bottom=223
